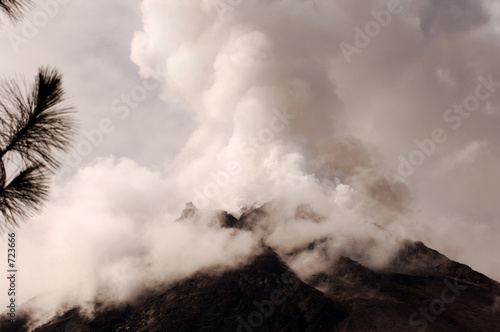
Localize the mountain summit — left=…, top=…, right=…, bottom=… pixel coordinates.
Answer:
left=2, top=206, right=499, bottom=332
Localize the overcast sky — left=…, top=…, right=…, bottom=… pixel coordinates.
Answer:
left=1, top=0, right=500, bottom=323
left=0, top=0, right=190, bottom=169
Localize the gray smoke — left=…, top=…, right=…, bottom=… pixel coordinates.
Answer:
left=3, top=0, right=500, bottom=328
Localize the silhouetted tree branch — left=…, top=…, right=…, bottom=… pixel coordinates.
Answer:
left=0, top=0, right=32, bottom=22
left=0, top=67, right=76, bottom=231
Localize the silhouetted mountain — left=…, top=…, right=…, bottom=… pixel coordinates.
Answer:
left=308, top=242, right=500, bottom=332
left=29, top=247, right=348, bottom=332
left=388, top=240, right=498, bottom=288
left=2, top=206, right=500, bottom=331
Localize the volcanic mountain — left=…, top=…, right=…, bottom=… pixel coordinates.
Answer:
left=2, top=205, right=500, bottom=332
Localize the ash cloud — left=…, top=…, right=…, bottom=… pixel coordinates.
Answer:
left=129, top=0, right=500, bottom=280
left=3, top=0, right=500, bottom=327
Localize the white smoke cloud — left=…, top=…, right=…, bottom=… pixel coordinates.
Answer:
left=2, top=157, right=257, bottom=327
left=2, top=0, right=500, bottom=327
left=128, top=0, right=417, bottom=286
left=129, top=0, right=500, bottom=278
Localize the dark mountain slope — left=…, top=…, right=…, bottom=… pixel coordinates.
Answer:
left=307, top=241, right=500, bottom=332
left=30, top=247, right=348, bottom=332
left=5, top=240, right=498, bottom=332
left=2, top=205, right=499, bottom=332
left=389, top=241, right=498, bottom=289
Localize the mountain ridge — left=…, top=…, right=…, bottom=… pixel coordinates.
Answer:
left=2, top=205, right=499, bottom=331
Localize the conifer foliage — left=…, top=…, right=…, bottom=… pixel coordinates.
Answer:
left=0, top=67, right=76, bottom=230
left=0, top=0, right=32, bottom=22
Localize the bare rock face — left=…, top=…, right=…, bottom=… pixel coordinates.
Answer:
left=178, top=202, right=198, bottom=220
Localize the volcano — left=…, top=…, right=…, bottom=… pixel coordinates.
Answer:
left=2, top=206, right=499, bottom=332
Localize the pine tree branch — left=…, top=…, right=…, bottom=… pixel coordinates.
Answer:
left=0, top=163, right=49, bottom=231
left=0, top=0, right=33, bottom=22
left=0, top=66, right=77, bottom=230
left=0, top=66, right=77, bottom=172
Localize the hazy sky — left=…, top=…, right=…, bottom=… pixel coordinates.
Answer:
left=0, top=0, right=190, bottom=168
left=1, top=0, right=500, bottom=326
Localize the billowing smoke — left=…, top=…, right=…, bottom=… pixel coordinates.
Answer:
left=128, top=0, right=500, bottom=283
left=3, top=0, right=500, bottom=328
left=4, top=158, right=257, bottom=327
left=128, top=0, right=417, bottom=277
